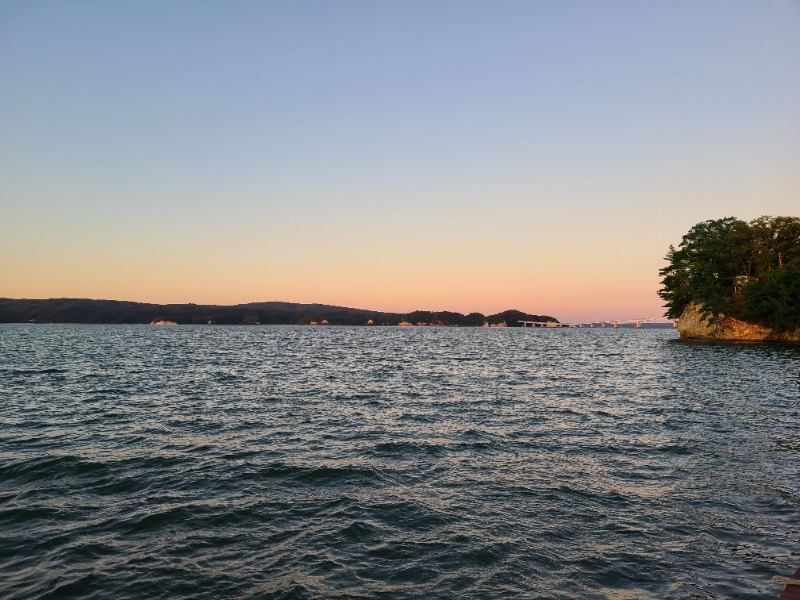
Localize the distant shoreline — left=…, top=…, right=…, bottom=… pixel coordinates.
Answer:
left=0, top=298, right=558, bottom=328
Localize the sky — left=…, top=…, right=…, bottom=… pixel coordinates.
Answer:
left=1, top=0, right=798, bottom=322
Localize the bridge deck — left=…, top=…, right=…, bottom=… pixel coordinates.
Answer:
left=519, top=318, right=677, bottom=328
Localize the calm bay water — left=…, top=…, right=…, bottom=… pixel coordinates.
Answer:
left=1, top=324, right=799, bottom=599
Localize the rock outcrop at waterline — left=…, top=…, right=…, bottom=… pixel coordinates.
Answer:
left=677, top=303, right=800, bottom=343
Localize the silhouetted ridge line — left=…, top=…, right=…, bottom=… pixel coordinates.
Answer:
left=0, top=298, right=558, bottom=327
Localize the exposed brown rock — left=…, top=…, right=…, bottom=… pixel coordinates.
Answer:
left=678, top=303, right=800, bottom=343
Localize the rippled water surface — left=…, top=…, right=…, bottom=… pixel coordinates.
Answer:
left=1, top=324, right=799, bottom=599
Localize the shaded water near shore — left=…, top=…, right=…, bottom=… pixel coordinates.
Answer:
left=1, top=324, right=799, bottom=598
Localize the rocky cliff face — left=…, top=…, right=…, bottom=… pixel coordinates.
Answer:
left=677, top=303, right=800, bottom=343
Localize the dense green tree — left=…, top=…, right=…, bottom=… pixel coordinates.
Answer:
left=485, top=309, right=557, bottom=327
left=659, top=216, right=800, bottom=330
left=658, top=217, right=745, bottom=319
left=464, top=312, right=486, bottom=326
left=739, top=263, right=800, bottom=331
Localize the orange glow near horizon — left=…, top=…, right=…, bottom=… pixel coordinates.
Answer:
left=1, top=248, right=668, bottom=322
left=0, top=204, right=677, bottom=322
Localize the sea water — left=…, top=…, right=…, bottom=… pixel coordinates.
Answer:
left=1, top=324, right=798, bottom=599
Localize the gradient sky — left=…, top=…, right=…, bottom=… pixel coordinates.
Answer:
left=1, top=0, right=798, bottom=321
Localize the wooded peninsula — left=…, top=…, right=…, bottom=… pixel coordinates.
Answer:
left=659, top=215, right=800, bottom=341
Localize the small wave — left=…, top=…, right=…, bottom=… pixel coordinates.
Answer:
left=2, top=367, right=67, bottom=376
left=371, top=499, right=454, bottom=531
left=123, top=505, right=198, bottom=534
left=770, top=439, right=800, bottom=453
left=338, top=520, right=379, bottom=543
left=263, top=583, right=314, bottom=600
left=231, top=463, right=385, bottom=487
left=213, top=371, right=245, bottom=382
left=371, top=441, right=445, bottom=458
left=38, top=573, right=102, bottom=600
left=0, top=504, right=66, bottom=524
left=546, top=485, right=632, bottom=510
left=0, top=455, right=108, bottom=484
left=294, top=465, right=382, bottom=485
left=86, top=387, right=131, bottom=396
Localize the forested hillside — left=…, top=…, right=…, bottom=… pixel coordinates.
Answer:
left=0, top=299, right=557, bottom=327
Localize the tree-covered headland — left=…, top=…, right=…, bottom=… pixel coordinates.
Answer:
left=659, top=216, right=800, bottom=331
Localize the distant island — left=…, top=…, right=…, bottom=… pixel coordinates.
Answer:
left=659, top=215, right=800, bottom=342
left=0, top=298, right=558, bottom=328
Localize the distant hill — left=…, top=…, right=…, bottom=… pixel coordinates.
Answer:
left=0, top=298, right=558, bottom=327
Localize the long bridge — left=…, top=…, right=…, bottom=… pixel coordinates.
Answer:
left=519, top=317, right=677, bottom=329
